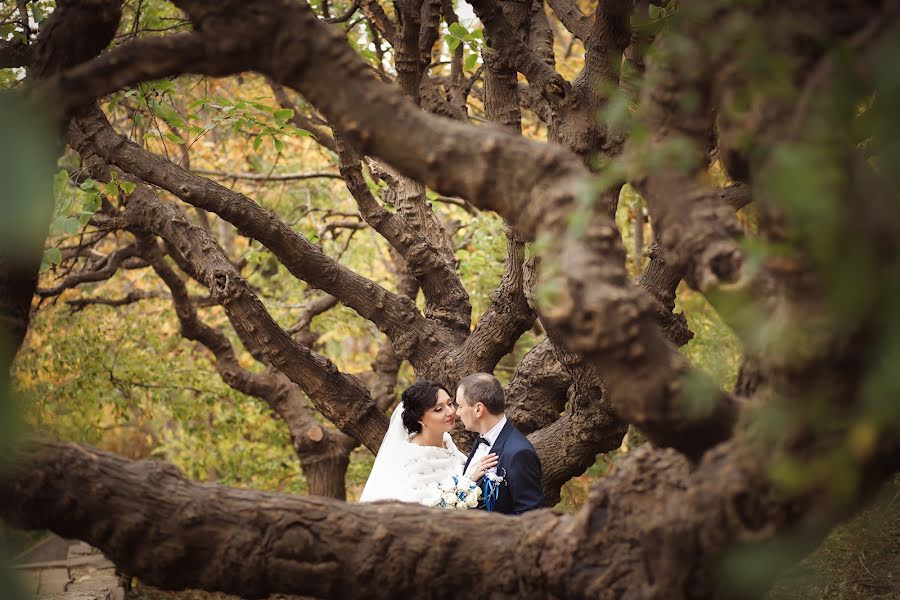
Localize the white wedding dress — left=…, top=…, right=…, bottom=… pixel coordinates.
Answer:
left=360, top=405, right=466, bottom=505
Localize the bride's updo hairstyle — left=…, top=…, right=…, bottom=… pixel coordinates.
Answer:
left=401, top=380, right=450, bottom=435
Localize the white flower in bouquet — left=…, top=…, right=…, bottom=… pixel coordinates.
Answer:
left=430, top=474, right=482, bottom=509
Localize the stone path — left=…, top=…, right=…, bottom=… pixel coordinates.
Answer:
left=13, top=537, right=125, bottom=600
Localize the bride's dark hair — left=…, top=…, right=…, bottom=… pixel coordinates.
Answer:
left=401, top=380, right=450, bottom=434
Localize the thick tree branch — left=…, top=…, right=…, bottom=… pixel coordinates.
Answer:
left=8, top=431, right=890, bottom=598
left=450, top=226, right=536, bottom=372
left=637, top=242, right=694, bottom=347
left=69, top=107, right=452, bottom=367
left=335, top=132, right=472, bottom=338
left=528, top=360, right=627, bottom=504
left=27, top=0, right=122, bottom=80
left=720, top=182, right=752, bottom=211
left=632, top=29, right=745, bottom=292
left=467, top=0, right=571, bottom=106
left=0, top=39, right=31, bottom=68
left=505, top=337, right=571, bottom=434
left=572, top=0, right=632, bottom=97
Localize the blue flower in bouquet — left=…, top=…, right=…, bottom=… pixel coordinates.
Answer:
left=430, top=474, right=482, bottom=509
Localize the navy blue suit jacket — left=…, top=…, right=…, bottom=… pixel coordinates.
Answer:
left=463, top=419, right=543, bottom=514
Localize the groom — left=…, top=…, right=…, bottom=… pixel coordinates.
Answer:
left=456, top=372, right=543, bottom=514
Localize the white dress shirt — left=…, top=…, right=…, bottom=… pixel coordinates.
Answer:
left=464, top=415, right=507, bottom=478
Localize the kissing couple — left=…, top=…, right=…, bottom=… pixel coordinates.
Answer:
left=360, top=372, right=543, bottom=514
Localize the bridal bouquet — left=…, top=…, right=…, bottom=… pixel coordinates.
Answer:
left=431, top=474, right=482, bottom=509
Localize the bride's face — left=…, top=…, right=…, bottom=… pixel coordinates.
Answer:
left=419, top=389, right=457, bottom=435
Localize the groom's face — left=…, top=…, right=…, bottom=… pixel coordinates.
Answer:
left=456, top=386, right=477, bottom=431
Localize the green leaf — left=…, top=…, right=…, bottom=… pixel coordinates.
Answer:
left=445, top=34, right=461, bottom=52
left=105, top=181, right=119, bottom=197
left=154, top=104, right=181, bottom=123
left=41, top=247, right=61, bottom=272
left=119, top=181, right=137, bottom=195
left=465, top=52, right=479, bottom=70
left=165, top=132, right=186, bottom=144
left=83, top=195, right=101, bottom=214
left=274, top=108, right=294, bottom=122
left=154, top=79, right=175, bottom=94
left=253, top=135, right=264, bottom=151
left=449, top=22, right=469, bottom=38
left=79, top=178, right=98, bottom=191
left=54, top=169, right=70, bottom=195
left=32, top=4, right=45, bottom=23
left=273, top=137, right=284, bottom=153
left=51, top=216, right=81, bottom=236
left=62, top=217, right=82, bottom=235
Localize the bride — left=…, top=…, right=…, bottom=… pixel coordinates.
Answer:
left=360, top=380, right=497, bottom=504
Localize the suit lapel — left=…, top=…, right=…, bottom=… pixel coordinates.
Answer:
left=491, top=419, right=514, bottom=458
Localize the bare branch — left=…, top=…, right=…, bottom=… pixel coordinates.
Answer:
left=36, top=244, right=142, bottom=297
left=190, top=169, right=343, bottom=182
left=65, top=289, right=167, bottom=312
left=268, top=81, right=338, bottom=153
left=546, top=0, right=591, bottom=41
left=324, top=0, right=359, bottom=23
left=357, top=0, right=396, bottom=45
left=286, top=293, right=340, bottom=336
left=138, top=237, right=353, bottom=498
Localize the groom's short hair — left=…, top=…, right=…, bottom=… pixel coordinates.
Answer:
left=458, top=373, right=505, bottom=415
